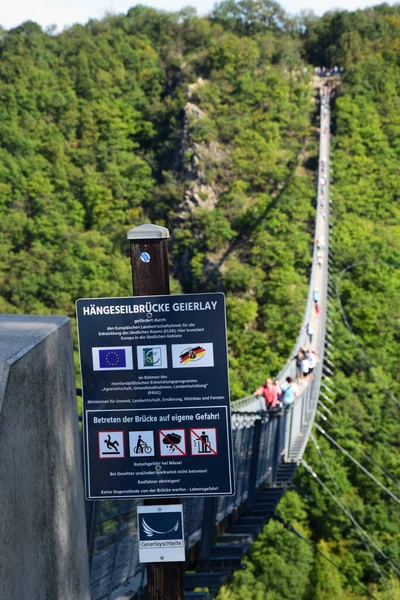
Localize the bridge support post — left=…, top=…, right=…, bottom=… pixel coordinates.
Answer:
left=247, top=418, right=262, bottom=511
left=272, top=414, right=283, bottom=481
left=199, top=498, right=218, bottom=561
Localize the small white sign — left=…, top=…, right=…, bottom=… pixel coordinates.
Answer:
left=136, top=345, right=168, bottom=370
left=137, top=505, right=185, bottom=563
left=171, top=343, right=214, bottom=368
left=98, top=431, right=125, bottom=459
left=129, top=431, right=155, bottom=457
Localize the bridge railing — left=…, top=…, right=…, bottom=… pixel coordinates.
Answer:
left=284, top=93, right=330, bottom=462
left=234, top=90, right=330, bottom=465
left=85, top=90, right=331, bottom=600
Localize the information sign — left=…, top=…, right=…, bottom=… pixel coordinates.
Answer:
left=137, top=505, right=185, bottom=563
left=76, top=293, right=234, bottom=499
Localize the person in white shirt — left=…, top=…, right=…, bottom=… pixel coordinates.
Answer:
left=301, top=356, right=310, bottom=379
left=307, top=350, right=317, bottom=375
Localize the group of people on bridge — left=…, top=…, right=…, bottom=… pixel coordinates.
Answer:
left=253, top=342, right=319, bottom=410
left=253, top=85, right=329, bottom=413
left=253, top=376, right=297, bottom=410
left=315, top=65, right=342, bottom=77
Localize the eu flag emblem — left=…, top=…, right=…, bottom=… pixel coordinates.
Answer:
left=99, top=349, right=126, bottom=368
left=92, top=346, right=133, bottom=371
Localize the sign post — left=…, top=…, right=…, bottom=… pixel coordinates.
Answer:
left=128, top=223, right=181, bottom=600
left=76, top=224, right=234, bottom=600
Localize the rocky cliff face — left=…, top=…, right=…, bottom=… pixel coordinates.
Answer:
left=178, top=99, right=227, bottom=220
left=171, top=83, right=230, bottom=291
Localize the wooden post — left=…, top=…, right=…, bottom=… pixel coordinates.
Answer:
left=127, top=223, right=184, bottom=600
left=128, top=224, right=170, bottom=296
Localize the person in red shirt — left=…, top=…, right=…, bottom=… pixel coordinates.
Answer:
left=254, top=378, right=279, bottom=409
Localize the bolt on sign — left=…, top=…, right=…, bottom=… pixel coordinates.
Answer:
left=76, top=293, right=235, bottom=500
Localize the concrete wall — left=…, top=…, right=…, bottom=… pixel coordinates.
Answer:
left=0, top=315, right=90, bottom=600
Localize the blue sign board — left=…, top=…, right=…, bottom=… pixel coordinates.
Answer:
left=76, top=293, right=234, bottom=499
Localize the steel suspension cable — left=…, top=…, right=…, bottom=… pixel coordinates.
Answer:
left=301, top=459, right=400, bottom=577
left=317, top=391, right=400, bottom=459
left=314, top=423, right=400, bottom=506
left=316, top=410, right=400, bottom=489
left=310, top=434, right=396, bottom=596
left=272, top=514, right=380, bottom=600
left=335, top=261, right=400, bottom=409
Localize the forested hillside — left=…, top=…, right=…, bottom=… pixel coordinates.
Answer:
left=0, top=2, right=399, bottom=598
left=217, top=5, right=400, bottom=599
left=0, top=5, right=316, bottom=396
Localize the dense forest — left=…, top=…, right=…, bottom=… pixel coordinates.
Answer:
left=0, top=1, right=399, bottom=598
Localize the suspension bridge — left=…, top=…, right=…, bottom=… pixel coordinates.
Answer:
left=85, top=89, right=332, bottom=600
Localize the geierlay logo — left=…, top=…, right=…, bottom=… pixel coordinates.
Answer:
left=141, top=519, right=180, bottom=538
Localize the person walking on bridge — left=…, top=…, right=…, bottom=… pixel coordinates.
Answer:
left=288, top=347, right=306, bottom=381
left=301, top=355, right=310, bottom=379
left=254, top=378, right=279, bottom=409
left=282, top=377, right=298, bottom=407
left=317, top=250, right=324, bottom=267
left=307, top=349, right=317, bottom=375
left=274, top=379, right=283, bottom=406
left=306, top=322, right=314, bottom=345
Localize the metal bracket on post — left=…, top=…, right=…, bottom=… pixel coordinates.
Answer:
left=247, top=418, right=262, bottom=512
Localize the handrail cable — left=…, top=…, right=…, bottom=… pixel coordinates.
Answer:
left=336, top=261, right=400, bottom=409
left=316, top=392, right=400, bottom=458
left=301, top=459, right=400, bottom=578
left=318, top=400, right=332, bottom=416
left=272, top=514, right=380, bottom=600
left=314, top=423, right=400, bottom=506
left=310, top=434, right=396, bottom=595
left=316, top=411, right=400, bottom=489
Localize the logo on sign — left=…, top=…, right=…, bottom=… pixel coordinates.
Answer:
left=137, top=345, right=167, bottom=370
left=171, top=343, right=214, bottom=369
left=140, top=252, right=150, bottom=263
left=142, top=518, right=180, bottom=538
left=143, top=347, right=161, bottom=367
left=92, top=346, right=133, bottom=371
left=179, top=346, right=206, bottom=364
left=137, top=505, right=185, bottom=563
